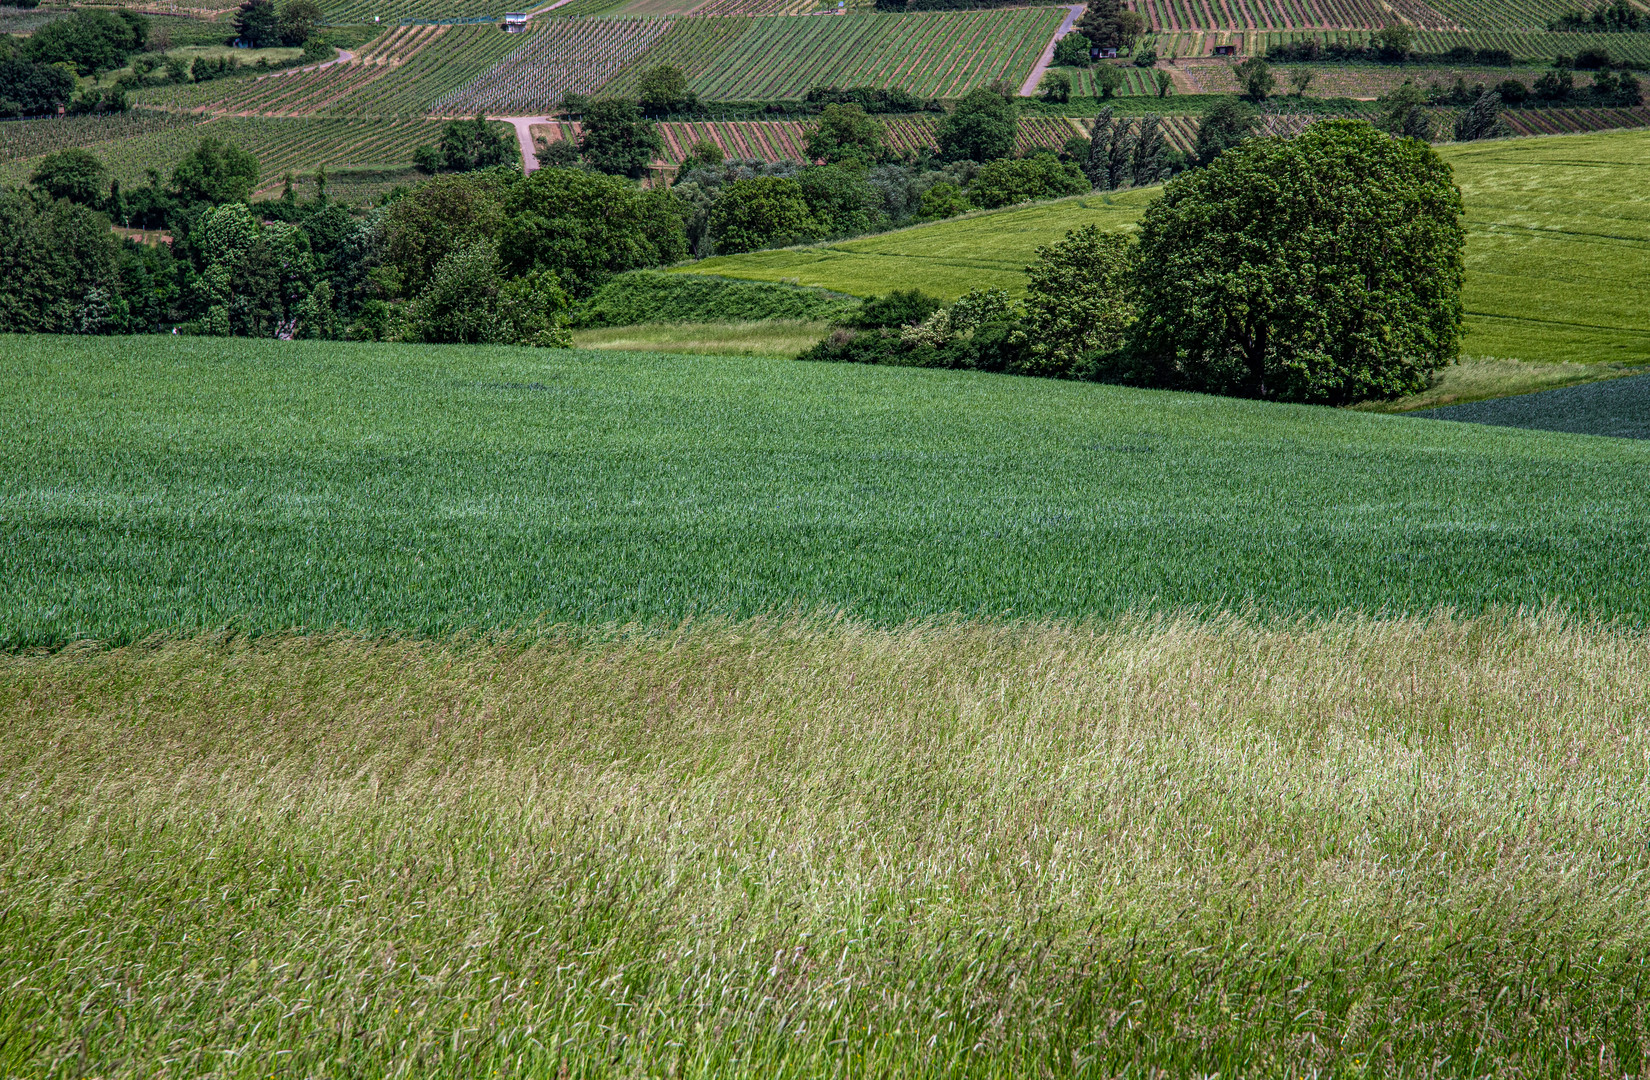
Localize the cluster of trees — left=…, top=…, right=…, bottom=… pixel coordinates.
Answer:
left=1076, top=0, right=1148, bottom=55
left=5, top=77, right=1272, bottom=340
left=413, top=116, right=517, bottom=174
left=233, top=0, right=324, bottom=48
left=1550, top=0, right=1642, bottom=31
left=1264, top=24, right=1424, bottom=65
left=802, top=120, right=1465, bottom=407
left=0, top=10, right=150, bottom=116
left=1, top=1, right=327, bottom=117
left=0, top=132, right=692, bottom=344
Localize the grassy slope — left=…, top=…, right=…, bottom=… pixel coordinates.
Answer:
left=5, top=615, right=1649, bottom=1077
left=675, top=129, right=1650, bottom=368
left=5, top=334, right=1650, bottom=648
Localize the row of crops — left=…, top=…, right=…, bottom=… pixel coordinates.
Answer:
left=1137, top=0, right=1453, bottom=31
left=692, top=0, right=820, bottom=14
left=0, top=110, right=202, bottom=163
left=1181, top=59, right=1563, bottom=93
left=1412, top=30, right=1650, bottom=62
left=1051, top=64, right=1162, bottom=95
left=1420, top=0, right=1578, bottom=30
left=1502, top=105, right=1650, bottom=133
left=0, top=116, right=446, bottom=189
left=144, top=25, right=523, bottom=118
left=534, top=116, right=1108, bottom=164
left=687, top=8, right=1067, bottom=100
left=433, top=18, right=675, bottom=114
left=1146, top=27, right=1650, bottom=60
left=596, top=17, right=757, bottom=95
left=321, top=0, right=509, bottom=26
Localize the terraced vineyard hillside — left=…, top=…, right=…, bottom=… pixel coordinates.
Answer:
left=433, top=17, right=676, bottom=114
left=137, top=24, right=520, bottom=117
left=688, top=9, right=1068, bottom=99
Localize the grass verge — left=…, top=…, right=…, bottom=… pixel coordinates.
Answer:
left=1355, top=355, right=1647, bottom=411
left=4, top=614, right=1649, bottom=1076
left=570, top=319, right=834, bottom=358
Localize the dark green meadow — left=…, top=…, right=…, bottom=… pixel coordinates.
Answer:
left=4, top=333, right=1650, bottom=646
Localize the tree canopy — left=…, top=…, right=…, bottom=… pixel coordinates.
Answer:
left=169, top=138, right=261, bottom=206
left=804, top=103, right=884, bottom=167
left=935, top=87, right=1016, bottom=163
left=30, top=149, right=109, bottom=207
left=1131, top=119, right=1465, bottom=404
left=708, top=176, right=817, bottom=255
left=498, top=166, right=686, bottom=294
left=579, top=98, right=664, bottom=179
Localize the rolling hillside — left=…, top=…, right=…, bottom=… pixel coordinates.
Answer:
left=5, top=332, right=1650, bottom=650
left=675, top=128, right=1650, bottom=367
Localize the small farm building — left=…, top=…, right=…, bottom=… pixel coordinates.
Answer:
left=1211, top=43, right=1236, bottom=55
left=1095, top=46, right=1118, bottom=58
left=503, top=12, right=528, bottom=31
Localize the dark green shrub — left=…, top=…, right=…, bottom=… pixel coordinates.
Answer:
left=847, top=289, right=943, bottom=329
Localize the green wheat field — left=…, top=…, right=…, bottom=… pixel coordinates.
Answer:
left=5, top=334, right=1650, bottom=648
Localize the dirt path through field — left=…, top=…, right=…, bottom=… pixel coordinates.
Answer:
left=503, top=115, right=555, bottom=171
left=1019, top=4, right=1084, bottom=97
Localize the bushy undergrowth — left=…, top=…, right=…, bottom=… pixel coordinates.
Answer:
left=3, top=614, right=1649, bottom=1076
left=570, top=271, right=859, bottom=330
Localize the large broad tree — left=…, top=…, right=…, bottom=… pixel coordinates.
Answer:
left=935, top=87, right=1016, bottom=163
left=1131, top=119, right=1465, bottom=404
left=234, top=0, right=281, bottom=48
left=578, top=98, right=664, bottom=179
left=707, top=176, right=817, bottom=255
left=168, top=137, right=260, bottom=206
left=30, top=149, right=109, bottom=206
left=803, top=103, right=884, bottom=167
left=1192, top=99, right=1258, bottom=165
left=498, top=166, right=686, bottom=294
left=1020, top=224, right=1135, bottom=377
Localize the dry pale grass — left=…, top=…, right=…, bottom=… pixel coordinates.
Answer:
left=2, top=613, right=1649, bottom=1077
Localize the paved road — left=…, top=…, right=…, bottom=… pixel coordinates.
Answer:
left=504, top=115, right=554, bottom=172
left=1415, top=372, right=1650, bottom=440
left=1019, top=5, right=1084, bottom=98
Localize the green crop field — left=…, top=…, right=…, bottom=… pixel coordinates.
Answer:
left=680, top=129, right=1650, bottom=368
left=687, top=9, right=1068, bottom=100
left=4, top=331, right=1650, bottom=650
left=0, top=115, right=455, bottom=192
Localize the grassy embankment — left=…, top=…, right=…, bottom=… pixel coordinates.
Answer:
left=5, top=614, right=1650, bottom=1076
left=666, top=129, right=1650, bottom=405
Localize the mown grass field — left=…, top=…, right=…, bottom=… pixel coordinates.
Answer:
left=678, top=129, right=1650, bottom=370
left=5, top=333, right=1650, bottom=651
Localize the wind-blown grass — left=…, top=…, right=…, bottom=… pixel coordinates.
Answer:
left=3, top=614, right=1649, bottom=1076
left=5, top=333, right=1650, bottom=648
